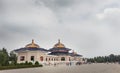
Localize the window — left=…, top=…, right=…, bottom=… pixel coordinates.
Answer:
left=69, top=57, right=71, bottom=61
left=61, top=57, right=65, bottom=61
left=51, top=58, right=53, bottom=61
left=31, top=56, right=34, bottom=61
left=40, top=56, right=43, bottom=61
left=46, top=58, right=47, bottom=61
left=20, top=56, right=25, bottom=61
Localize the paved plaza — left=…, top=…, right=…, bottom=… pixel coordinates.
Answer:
left=0, top=63, right=120, bottom=73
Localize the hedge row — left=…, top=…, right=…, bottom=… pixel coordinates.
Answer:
left=0, top=64, right=42, bottom=70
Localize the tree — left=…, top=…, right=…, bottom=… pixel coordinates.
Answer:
left=0, top=48, right=9, bottom=66
left=0, top=51, right=4, bottom=66
left=87, top=54, right=120, bottom=63
left=9, top=51, right=17, bottom=65
left=108, top=54, right=115, bottom=63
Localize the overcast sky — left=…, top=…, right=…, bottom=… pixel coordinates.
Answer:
left=1, top=0, right=120, bottom=58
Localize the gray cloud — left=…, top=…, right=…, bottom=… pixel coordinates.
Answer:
left=34, top=0, right=75, bottom=9
left=1, top=0, right=120, bottom=57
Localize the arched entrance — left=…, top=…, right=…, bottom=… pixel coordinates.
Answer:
left=40, top=56, right=43, bottom=61
left=61, top=57, right=65, bottom=61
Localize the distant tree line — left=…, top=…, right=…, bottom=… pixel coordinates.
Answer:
left=87, top=54, right=120, bottom=63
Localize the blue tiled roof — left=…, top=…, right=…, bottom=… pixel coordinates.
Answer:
left=49, top=47, right=71, bottom=51
left=69, top=53, right=82, bottom=57
left=48, top=52, right=82, bottom=57
left=48, top=52, right=69, bottom=56
left=14, top=47, right=48, bottom=52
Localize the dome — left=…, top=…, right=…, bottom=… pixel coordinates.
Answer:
left=25, top=39, right=40, bottom=48
left=53, top=39, right=65, bottom=48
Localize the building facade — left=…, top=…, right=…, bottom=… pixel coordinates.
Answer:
left=14, top=39, right=84, bottom=65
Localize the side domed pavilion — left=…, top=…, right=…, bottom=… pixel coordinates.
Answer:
left=14, top=39, right=48, bottom=63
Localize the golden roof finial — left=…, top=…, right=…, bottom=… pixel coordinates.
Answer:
left=25, top=39, right=40, bottom=48
left=58, top=39, right=60, bottom=43
left=32, top=39, right=34, bottom=44
left=53, top=39, right=65, bottom=48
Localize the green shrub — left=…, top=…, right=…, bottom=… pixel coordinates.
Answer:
left=28, top=62, right=33, bottom=65
left=25, top=61, right=28, bottom=65
left=19, top=63, right=25, bottom=65
left=35, top=61, right=39, bottom=65
left=0, top=61, right=43, bottom=70
left=0, top=64, right=42, bottom=70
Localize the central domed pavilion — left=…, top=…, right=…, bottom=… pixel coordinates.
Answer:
left=48, top=39, right=71, bottom=55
